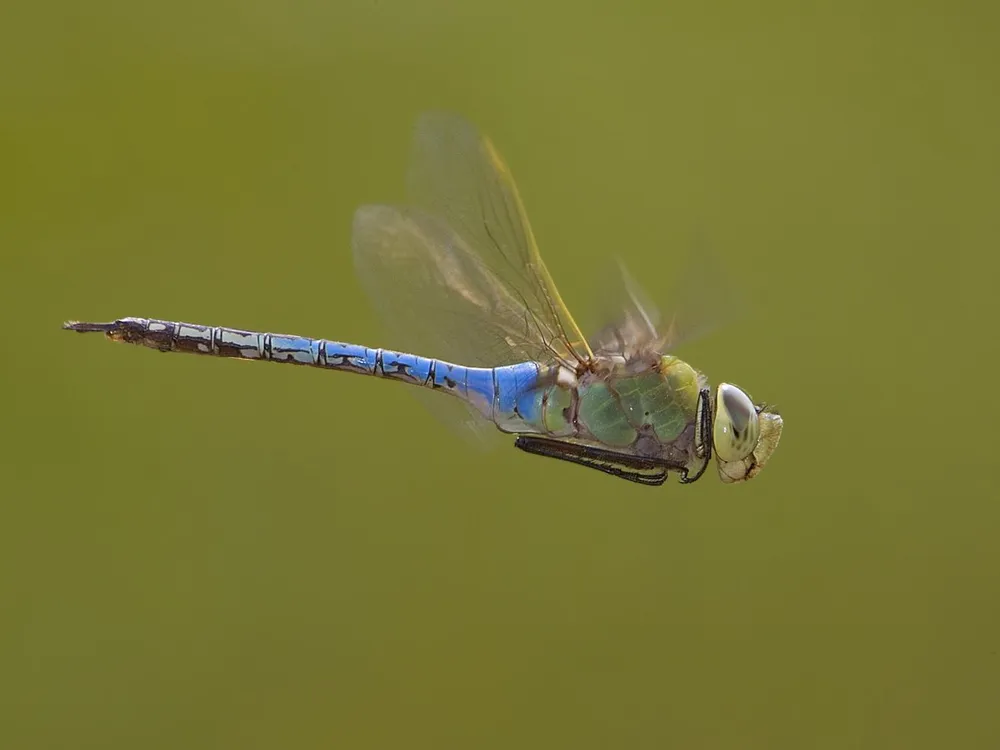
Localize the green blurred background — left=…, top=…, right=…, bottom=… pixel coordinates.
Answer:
left=3, top=0, right=998, bottom=747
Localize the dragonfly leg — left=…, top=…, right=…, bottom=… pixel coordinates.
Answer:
left=513, top=435, right=679, bottom=487
left=680, top=388, right=713, bottom=484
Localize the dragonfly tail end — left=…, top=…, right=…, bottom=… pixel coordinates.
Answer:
left=63, top=320, right=118, bottom=334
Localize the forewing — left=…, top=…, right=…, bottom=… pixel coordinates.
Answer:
left=354, top=204, right=565, bottom=367
left=406, top=111, right=592, bottom=367
left=587, top=239, right=747, bottom=362
left=588, top=260, right=663, bottom=360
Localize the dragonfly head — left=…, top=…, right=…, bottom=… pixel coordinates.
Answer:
left=711, top=383, right=783, bottom=483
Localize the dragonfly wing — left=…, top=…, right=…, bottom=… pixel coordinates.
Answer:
left=405, top=111, right=592, bottom=368
left=354, top=204, right=566, bottom=368
left=587, top=238, right=748, bottom=362
left=352, top=113, right=597, bottom=444
left=588, top=259, right=663, bottom=360
left=353, top=204, right=537, bottom=449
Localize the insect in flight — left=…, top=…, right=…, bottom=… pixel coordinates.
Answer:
left=65, top=112, right=782, bottom=486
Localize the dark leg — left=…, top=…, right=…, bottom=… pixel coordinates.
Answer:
left=680, top=388, right=713, bottom=484
left=514, top=436, right=678, bottom=487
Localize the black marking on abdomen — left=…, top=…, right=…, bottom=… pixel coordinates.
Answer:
left=382, top=357, right=411, bottom=378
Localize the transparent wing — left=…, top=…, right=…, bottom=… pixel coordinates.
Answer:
left=354, top=204, right=575, bottom=368
left=352, top=205, right=537, bottom=449
left=588, top=260, right=663, bottom=360
left=352, top=112, right=593, bottom=445
left=393, top=111, right=592, bottom=367
left=650, top=234, right=745, bottom=353
left=587, top=239, right=747, bottom=362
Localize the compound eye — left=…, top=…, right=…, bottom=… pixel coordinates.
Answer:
left=713, top=383, right=760, bottom=462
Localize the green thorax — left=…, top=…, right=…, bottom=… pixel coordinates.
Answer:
left=531, top=355, right=703, bottom=452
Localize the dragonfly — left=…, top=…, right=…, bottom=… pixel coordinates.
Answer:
left=64, top=112, right=782, bottom=486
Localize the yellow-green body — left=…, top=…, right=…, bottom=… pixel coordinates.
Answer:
left=515, top=356, right=705, bottom=473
